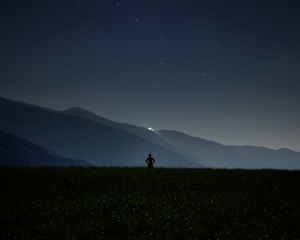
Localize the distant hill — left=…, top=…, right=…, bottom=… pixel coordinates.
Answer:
left=1, top=95, right=300, bottom=169
left=63, top=107, right=300, bottom=169
left=158, top=130, right=300, bottom=169
left=62, top=107, right=206, bottom=165
left=0, top=130, right=90, bottom=166
left=0, top=96, right=198, bottom=167
left=63, top=107, right=173, bottom=148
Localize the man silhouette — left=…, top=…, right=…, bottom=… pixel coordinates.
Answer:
left=145, top=154, right=155, bottom=168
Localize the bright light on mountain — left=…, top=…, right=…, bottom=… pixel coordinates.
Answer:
left=148, top=127, right=154, bottom=131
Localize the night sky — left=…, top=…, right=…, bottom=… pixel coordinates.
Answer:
left=1, top=0, right=300, bottom=151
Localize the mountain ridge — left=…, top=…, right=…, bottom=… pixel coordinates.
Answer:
left=0, top=96, right=199, bottom=167
left=1, top=96, right=300, bottom=169
left=158, top=129, right=300, bottom=153
left=158, top=130, right=300, bottom=169
left=0, top=129, right=90, bottom=166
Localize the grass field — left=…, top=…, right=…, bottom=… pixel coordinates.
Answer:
left=0, top=168, right=299, bottom=240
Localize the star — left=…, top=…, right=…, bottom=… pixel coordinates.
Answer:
left=116, top=2, right=120, bottom=7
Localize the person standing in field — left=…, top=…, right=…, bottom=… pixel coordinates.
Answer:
left=145, top=154, right=155, bottom=168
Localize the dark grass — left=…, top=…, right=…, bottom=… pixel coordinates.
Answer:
left=0, top=168, right=299, bottom=240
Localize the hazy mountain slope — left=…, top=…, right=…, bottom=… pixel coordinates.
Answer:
left=0, top=130, right=90, bottom=166
left=158, top=130, right=300, bottom=169
left=2, top=95, right=299, bottom=169
left=62, top=107, right=205, bottom=165
left=0, top=97, right=198, bottom=167
left=63, top=107, right=173, bottom=148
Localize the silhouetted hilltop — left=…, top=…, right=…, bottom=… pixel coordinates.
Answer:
left=0, top=96, right=198, bottom=167
left=1, top=95, right=300, bottom=169
left=63, top=107, right=173, bottom=148
left=63, top=107, right=205, bottom=166
left=158, top=130, right=300, bottom=169
left=0, top=130, right=90, bottom=166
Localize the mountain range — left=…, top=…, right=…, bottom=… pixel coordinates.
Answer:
left=0, top=96, right=198, bottom=167
left=0, top=130, right=90, bottom=167
left=0, top=96, right=300, bottom=169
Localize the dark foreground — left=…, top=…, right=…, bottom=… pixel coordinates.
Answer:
left=0, top=168, right=299, bottom=240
